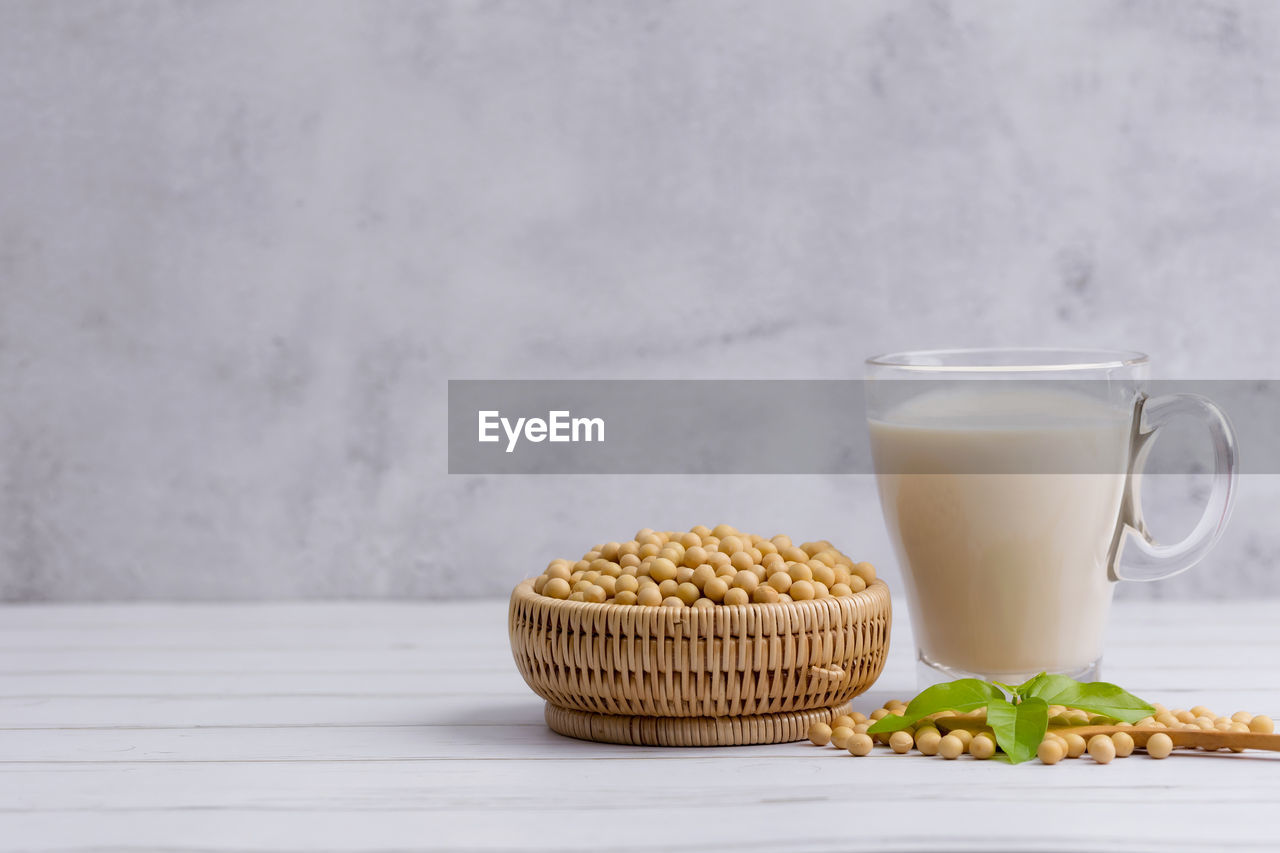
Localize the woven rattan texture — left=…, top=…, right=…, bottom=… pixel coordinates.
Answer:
left=544, top=701, right=855, bottom=746
left=509, top=578, right=891, bottom=719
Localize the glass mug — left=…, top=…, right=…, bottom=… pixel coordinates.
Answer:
left=865, top=348, right=1237, bottom=685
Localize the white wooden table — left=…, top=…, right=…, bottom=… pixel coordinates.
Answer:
left=3, top=600, right=1278, bottom=852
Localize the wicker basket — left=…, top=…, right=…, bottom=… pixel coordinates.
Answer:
left=508, top=578, right=891, bottom=746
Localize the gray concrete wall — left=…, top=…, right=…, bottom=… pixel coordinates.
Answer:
left=2, top=1, right=1278, bottom=600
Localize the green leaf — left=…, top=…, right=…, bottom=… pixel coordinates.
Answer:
left=986, top=696, right=1049, bottom=764
left=991, top=680, right=1020, bottom=698
left=866, top=679, right=1004, bottom=734
left=1018, top=673, right=1076, bottom=703
left=865, top=712, right=913, bottom=733
left=1014, top=672, right=1053, bottom=695
left=1021, top=676, right=1154, bottom=724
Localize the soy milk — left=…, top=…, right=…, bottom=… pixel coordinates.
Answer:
left=869, top=389, right=1133, bottom=678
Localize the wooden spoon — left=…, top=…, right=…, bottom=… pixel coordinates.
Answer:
left=936, top=717, right=1280, bottom=752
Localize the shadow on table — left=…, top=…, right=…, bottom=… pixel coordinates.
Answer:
left=429, top=697, right=545, bottom=727
left=1173, top=749, right=1280, bottom=763
left=429, top=689, right=912, bottom=730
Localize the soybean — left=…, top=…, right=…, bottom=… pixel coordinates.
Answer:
left=1087, top=734, right=1116, bottom=764
left=790, top=580, right=816, bottom=601
left=1037, top=738, right=1065, bottom=765
left=969, top=733, right=996, bottom=760
left=703, top=577, right=729, bottom=603
left=534, top=527, right=874, bottom=606
left=808, top=722, right=832, bottom=746
left=915, top=727, right=942, bottom=756
left=543, top=578, right=572, bottom=600
left=636, top=586, right=662, bottom=607
left=649, top=558, right=678, bottom=583
left=937, top=734, right=965, bottom=760
left=889, top=730, right=914, bottom=754
left=1146, top=732, right=1174, bottom=759
left=847, top=733, right=874, bottom=756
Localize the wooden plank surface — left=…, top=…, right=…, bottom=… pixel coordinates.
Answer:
left=1, top=600, right=1278, bottom=852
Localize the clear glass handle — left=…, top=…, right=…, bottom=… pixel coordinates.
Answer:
left=1111, top=393, right=1239, bottom=582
